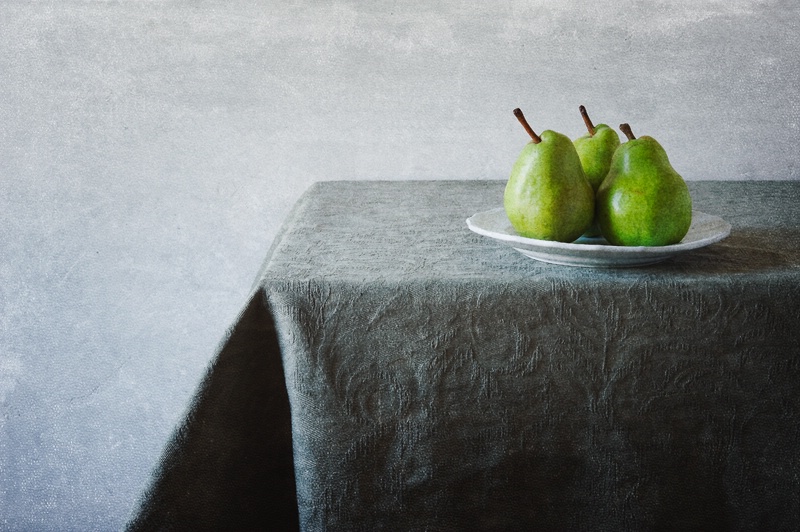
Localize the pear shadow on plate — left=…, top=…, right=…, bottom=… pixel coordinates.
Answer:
left=647, top=228, right=800, bottom=275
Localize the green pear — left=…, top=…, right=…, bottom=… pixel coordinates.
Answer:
left=504, top=108, right=594, bottom=242
left=596, top=123, right=692, bottom=246
left=573, top=105, right=621, bottom=191
left=573, top=105, right=621, bottom=236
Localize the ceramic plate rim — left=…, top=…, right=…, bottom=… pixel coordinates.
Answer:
left=466, top=208, right=731, bottom=266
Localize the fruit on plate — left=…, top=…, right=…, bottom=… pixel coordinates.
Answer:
left=573, top=105, right=621, bottom=191
left=504, top=108, right=594, bottom=242
left=596, top=123, right=692, bottom=246
left=573, top=105, right=621, bottom=236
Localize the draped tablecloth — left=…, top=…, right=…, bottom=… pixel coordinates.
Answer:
left=129, top=180, right=800, bottom=531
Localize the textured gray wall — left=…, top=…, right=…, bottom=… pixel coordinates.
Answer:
left=1, top=1, right=798, bottom=529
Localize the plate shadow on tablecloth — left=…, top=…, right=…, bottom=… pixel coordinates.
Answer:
left=652, top=228, right=799, bottom=274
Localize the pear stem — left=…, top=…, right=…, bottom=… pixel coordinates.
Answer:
left=513, top=108, right=541, bottom=144
left=620, top=123, right=636, bottom=140
left=579, top=105, right=595, bottom=136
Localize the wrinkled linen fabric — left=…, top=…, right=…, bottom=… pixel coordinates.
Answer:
left=130, top=180, right=800, bottom=531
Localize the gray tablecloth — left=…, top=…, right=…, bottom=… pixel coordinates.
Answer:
left=129, top=180, right=800, bottom=531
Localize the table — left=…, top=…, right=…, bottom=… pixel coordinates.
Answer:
left=128, top=180, right=800, bottom=531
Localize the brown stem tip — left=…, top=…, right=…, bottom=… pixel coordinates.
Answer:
left=579, top=105, right=595, bottom=136
left=619, top=123, right=636, bottom=141
left=513, top=108, right=542, bottom=144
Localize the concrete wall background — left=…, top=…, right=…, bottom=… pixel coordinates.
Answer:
left=1, top=0, right=798, bottom=528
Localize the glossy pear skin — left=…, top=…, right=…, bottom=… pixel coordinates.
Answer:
left=573, top=124, right=621, bottom=191
left=596, top=136, right=692, bottom=246
left=574, top=123, right=621, bottom=236
left=504, top=130, right=595, bottom=242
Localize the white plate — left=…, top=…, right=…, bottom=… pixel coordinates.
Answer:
left=466, top=208, right=731, bottom=268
